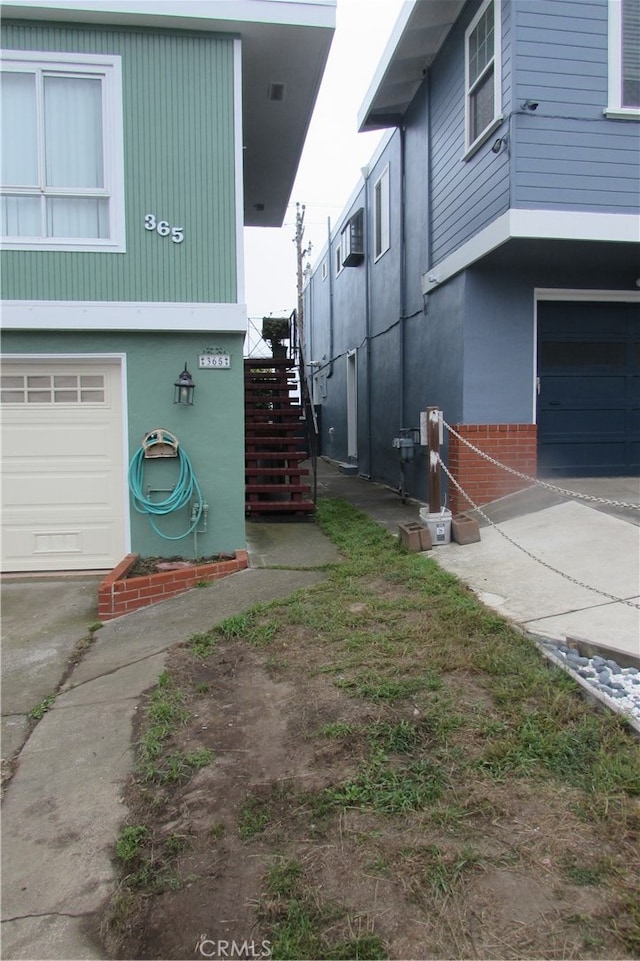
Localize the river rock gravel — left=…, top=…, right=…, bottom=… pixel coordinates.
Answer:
left=538, top=639, right=640, bottom=727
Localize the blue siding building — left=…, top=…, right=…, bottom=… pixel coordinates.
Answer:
left=304, top=0, right=639, bottom=513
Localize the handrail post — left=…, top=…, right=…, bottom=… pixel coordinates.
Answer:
left=427, top=406, right=441, bottom=514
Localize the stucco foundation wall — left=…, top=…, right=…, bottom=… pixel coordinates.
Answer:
left=1, top=328, right=246, bottom=558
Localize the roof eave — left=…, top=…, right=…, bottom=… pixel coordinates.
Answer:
left=357, top=0, right=465, bottom=132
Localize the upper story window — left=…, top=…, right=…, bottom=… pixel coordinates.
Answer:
left=606, top=0, right=640, bottom=117
left=373, top=165, right=390, bottom=261
left=1, top=50, right=125, bottom=251
left=464, top=0, right=502, bottom=154
left=339, top=208, right=364, bottom=269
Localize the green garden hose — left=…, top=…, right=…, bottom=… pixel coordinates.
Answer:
left=128, top=445, right=203, bottom=540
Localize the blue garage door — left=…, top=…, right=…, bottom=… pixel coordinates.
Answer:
left=537, top=301, right=639, bottom=477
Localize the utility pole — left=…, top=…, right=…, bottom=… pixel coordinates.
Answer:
left=294, top=202, right=312, bottom=352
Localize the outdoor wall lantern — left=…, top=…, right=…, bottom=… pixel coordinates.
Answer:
left=174, top=363, right=196, bottom=406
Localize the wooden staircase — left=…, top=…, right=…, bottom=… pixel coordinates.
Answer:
left=244, top=358, right=315, bottom=516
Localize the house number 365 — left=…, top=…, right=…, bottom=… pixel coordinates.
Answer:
left=144, top=214, right=184, bottom=244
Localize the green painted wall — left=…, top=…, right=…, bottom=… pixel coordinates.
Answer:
left=1, top=330, right=246, bottom=557
left=1, top=21, right=237, bottom=303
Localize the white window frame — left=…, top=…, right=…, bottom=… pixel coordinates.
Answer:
left=464, top=0, right=503, bottom=157
left=339, top=225, right=349, bottom=269
left=605, top=0, right=640, bottom=118
left=373, top=164, right=390, bottom=262
left=1, top=49, right=126, bottom=252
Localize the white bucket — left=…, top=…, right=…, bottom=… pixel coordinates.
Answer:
left=419, top=507, right=452, bottom=546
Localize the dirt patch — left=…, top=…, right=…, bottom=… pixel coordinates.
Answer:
left=103, top=622, right=639, bottom=961
left=126, top=556, right=234, bottom=577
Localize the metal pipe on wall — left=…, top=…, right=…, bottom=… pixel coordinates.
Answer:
left=327, top=216, right=334, bottom=379
left=362, top=166, right=373, bottom=478
left=399, top=124, right=407, bottom=431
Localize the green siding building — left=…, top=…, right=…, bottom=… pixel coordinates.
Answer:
left=1, top=0, right=335, bottom=571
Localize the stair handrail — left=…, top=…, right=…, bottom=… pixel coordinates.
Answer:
left=290, top=309, right=319, bottom=502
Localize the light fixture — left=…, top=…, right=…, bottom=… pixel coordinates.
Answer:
left=521, top=99, right=539, bottom=111
left=174, top=363, right=195, bottom=406
left=491, top=135, right=509, bottom=154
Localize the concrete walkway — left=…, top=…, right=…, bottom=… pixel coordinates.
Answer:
left=1, top=459, right=638, bottom=960
left=1, top=524, right=339, bottom=961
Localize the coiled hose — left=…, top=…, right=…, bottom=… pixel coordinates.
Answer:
left=128, top=446, right=203, bottom=540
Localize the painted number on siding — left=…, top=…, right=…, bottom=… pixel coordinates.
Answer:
left=144, top=214, right=184, bottom=244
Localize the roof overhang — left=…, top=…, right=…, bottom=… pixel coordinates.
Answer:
left=1, top=0, right=336, bottom=226
left=358, top=0, right=464, bottom=132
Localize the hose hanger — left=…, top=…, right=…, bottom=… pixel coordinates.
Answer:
left=129, top=431, right=203, bottom=540
left=142, top=428, right=179, bottom=459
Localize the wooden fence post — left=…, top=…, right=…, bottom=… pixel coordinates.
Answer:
left=426, top=407, right=441, bottom=514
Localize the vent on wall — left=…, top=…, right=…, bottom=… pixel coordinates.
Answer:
left=268, top=82, right=286, bottom=102
left=340, top=208, right=364, bottom=267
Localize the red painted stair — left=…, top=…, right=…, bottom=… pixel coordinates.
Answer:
left=244, top=358, right=315, bottom=516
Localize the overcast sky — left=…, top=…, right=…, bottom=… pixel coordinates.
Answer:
left=243, top=0, right=405, bottom=351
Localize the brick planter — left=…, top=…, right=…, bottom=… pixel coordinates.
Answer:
left=98, top=550, right=249, bottom=621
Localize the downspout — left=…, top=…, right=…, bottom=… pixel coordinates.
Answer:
left=362, top=166, right=372, bottom=478
left=327, top=216, right=334, bottom=379
left=399, top=124, right=407, bottom=430
left=426, top=75, right=433, bottom=282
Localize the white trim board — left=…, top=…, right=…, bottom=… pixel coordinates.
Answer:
left=421, top=210, right=640, bottom=293
left=535, top=289, right=640, bottom=303
left=2, top=301, right=248, bottom=332
left=1, top=1, right=337, bottom=31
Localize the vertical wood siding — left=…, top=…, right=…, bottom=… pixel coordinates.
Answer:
left=514, top=0, right=640, bottom=212
left=1, top=21, right=237, bottom=303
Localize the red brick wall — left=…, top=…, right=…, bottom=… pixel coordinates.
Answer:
left=447, top=424, right=537, bottom=516
left=98, top=550, right=249, bottom=621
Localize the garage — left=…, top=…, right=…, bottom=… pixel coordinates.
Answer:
left=1, top=358, right=127, bottom=572
left=537, top=300, right=640, bottom=477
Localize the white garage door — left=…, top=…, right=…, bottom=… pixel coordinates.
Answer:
left=1, top=358, right=127, bottom=572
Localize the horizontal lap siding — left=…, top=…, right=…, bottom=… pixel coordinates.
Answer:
left=514, top=0, right=640, bottom=214
left=430, top=0, right=511, bottom=265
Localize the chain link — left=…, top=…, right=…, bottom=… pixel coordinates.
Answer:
left=442, top=420, right=640, bottom=511
left=438, top=456, right=640, bottom=611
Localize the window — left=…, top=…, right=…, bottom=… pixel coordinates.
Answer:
left=607, top=0, right=640, bottom=117
left=321, top=259, right=328, bottom=281
left=339, top=208, right=364, bottom=268
left=1, top=50, right=125, bottom=251
left=1, top=372, right=106, bottom=404
left=464, top=0, right=502, bottom=153
left=373, top=165, right=389, bottom=261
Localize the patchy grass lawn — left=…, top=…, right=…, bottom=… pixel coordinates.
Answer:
left=101, top=498, right=640, bottom=961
